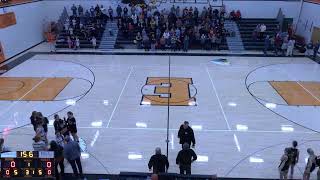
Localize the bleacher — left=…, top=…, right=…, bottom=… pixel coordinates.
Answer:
left=115, top=30, right=229, bottom=50
left=55, top=17, right=106, bottom=49
left=237, top=18, right=279, bottom=50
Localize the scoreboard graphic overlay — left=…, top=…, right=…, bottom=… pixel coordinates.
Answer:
left=0, top=151, right=55, bottom=178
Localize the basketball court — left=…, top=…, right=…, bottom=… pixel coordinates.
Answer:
left=1, top=53, right=320, bottom=179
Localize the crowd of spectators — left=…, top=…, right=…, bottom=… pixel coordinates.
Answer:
left=117, top=5, right=228, bottom=51
left=60, top=4, right=107, bottom=49
left=29, top=111, right=82, bottom=180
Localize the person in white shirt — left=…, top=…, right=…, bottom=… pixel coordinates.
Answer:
left=132, top=14, right=138, bottom=25
left=75, top=37, right=80, bottom=49
left=286, top=39, right=295, bottom=56
left=91, top=36, right=97, bottom=49
left=32, top=136, right=47, bottom=151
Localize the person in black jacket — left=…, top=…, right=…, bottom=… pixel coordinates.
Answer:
left=30, top=111, right=37, bottom=131
left=49, top=141, right=64, bottom=180
left=148, top=147, right=169, bottom=174
left=176, top=143, right=197, bottom=175
left=54, top=114, right=69, bottom=137
left=66, top=111, right=79, bottom=142
left=178, top=121, right=195, bottom=148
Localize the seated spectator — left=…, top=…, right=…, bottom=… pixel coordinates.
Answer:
left=32, top=136, right=47, bottom=151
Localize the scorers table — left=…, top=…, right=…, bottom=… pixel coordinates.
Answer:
left=0, top=151, right=55, bottom=179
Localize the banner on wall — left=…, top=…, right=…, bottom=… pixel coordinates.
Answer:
left=0, top=42, right=5, bottom=63
left=0, top=12, right=16, bottom=29
left=304, top=0, right=320, bottom=4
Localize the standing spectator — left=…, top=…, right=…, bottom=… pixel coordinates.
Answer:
left=281, top=35, right=289, bottom=56
left=30, top=111, right=38, bottom=131
left=278, top=148, right=290, bottom=180
left=178, top=121, right=195, bottom=149
left=75, top=37, right=80, bottom=50
left=151, top=34, right=156, bottom=51
left=32, top=136, right=47, bottom=151
left=91, top=36, right=97, bottom=49
left=67, top=36, right=72, bottom=49
left=286, top=39, right=295, bottom=56
left=0, top=138, right=10, bottom=153
left=37, top=112, right=49, bottom=133
left=71, top=4, right=77, bottom=16
left=305, top=41, right=314, bottom=57
left=116, top=5, right=122, bottom=18
left=274, top=33, right=282, bottom=56
left=200, top=34, right=206, bottom=50
left=66, top=111, right=79, bottom=142
left=288, top=141, right=299, bottom=178
left=123, top=6, right=128, bottom=17
left=55, top=132, right=65, bottom=147
left=314, top=41, right=320, bottom=60
left=35, top=119, right=48, bottom=144
left=263, top=35, right=270, bottom=55
left=135, top=32, right=142, bottom=49
left=90, top=6, right=95, bottom=17
left=176, top=143, right=197, bottom=175
left=183, top=35, right=189, bottom=52
left=108, top=6, right=113, bottom=21
left=260, top=24, right=266, bottom=39
left=303, top=148, right=316, bottom=180
left=49, top=141, right=64, bottom=180
left=78, top=5, right=84, bottom=16
left=64, top=136, right=83, bottom=178
left=148, top=147, right=169, bottom=174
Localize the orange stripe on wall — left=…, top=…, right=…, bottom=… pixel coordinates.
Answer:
left=0, top=42, right=5, bottom=63
left=0, top=12, right=17, bottom=29
left=305, top=0, right=320, bottom=4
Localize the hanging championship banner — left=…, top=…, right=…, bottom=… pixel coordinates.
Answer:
left=0, top=12, right=16, bottom=29
left=0, top=42, right=5, bottom=63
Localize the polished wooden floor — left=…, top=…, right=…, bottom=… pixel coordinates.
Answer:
left=0, top=77, right=72, bottom=101
left=270, top=81, right=320, bottom=106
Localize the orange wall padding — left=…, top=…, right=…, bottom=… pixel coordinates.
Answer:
left=305, top=0, right=320, bottom=4
left=0, top=12, right=16, bottom=29
left=0, top=42, right=5, bottom=63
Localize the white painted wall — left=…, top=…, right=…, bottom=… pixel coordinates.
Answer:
left=296, top=2, right=320, bottom=43
left=43, top=0, right=300, bottom=21
left=0, top=0, right=302, bottom=59
left=0, top=1, right=45, bottom=60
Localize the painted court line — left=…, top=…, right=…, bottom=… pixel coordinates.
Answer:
left=106, top=67, right=134, bottom=128
left=4, top=125, right=316, bottom=134
left=206, top=66, right=231, bottom=130
left=296, top=81, right=320, bottom=103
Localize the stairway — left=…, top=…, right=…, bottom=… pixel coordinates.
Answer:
left=224, top=20, right=245, bottom=52
left=99, top=21, right=118, bottom=51
left=237, top=18, right=279, bottom=50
